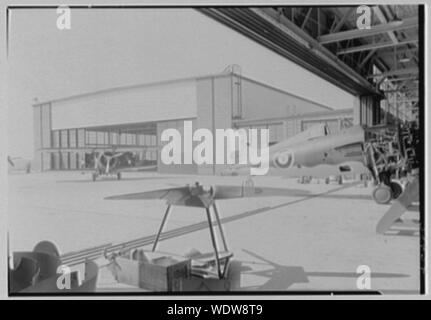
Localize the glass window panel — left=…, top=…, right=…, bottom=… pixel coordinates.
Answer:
left=77, top=129, right=85, bottom=147
left=112, top=133, right=118, bottom=145
left=51, top=131, right=60, bottom=148
left=97, top=132, right=105, bottom=145
left=60, top=130, right=68, bottom=148
left=120, top=134, right=127, bottom=145
left=69, top=129, right=77, bottom=148
left=86, top=131, right=97, bottom=145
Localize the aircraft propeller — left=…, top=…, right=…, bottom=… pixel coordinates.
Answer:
left=376, top=176, right=419, bottom=234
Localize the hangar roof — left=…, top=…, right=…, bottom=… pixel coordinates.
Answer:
left=33, top=71, right=333, bottom=112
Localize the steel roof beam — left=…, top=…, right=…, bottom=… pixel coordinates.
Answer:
left=373, top=6, right=399, bottom=44
left=318, top=17, right=418, bottom=44
left=368, top=67, right=418, bottom=79
left=358, top=49, right=376, bottom=69
left=331, top=7, right=355, bottom=33
left=337, top=38, right=418, bottom=55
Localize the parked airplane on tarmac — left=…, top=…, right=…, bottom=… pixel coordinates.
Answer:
left=226, top=122, right=419, bottom=206
left=7, top=156, right=31, bottom=173
left=91, top=149, right=156, bottom=181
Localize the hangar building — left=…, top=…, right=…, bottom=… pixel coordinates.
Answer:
left=32, top=71, right=353, bottom=174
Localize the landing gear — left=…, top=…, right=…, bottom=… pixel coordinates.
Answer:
left=92, top=172, right=98, bottom=181
left=372, top=179, right=404, bottom=204
left=372, top=184, right=392, bottom=204
left=117, top=172, right=122, bottom=180
left=389, top=180, right=403, bottom=199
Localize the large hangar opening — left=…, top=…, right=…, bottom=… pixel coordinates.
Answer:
left=48, top=122, right=158, bottom=171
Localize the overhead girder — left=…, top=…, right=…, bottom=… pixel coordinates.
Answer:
left=318, top=17, right=418, bottom=44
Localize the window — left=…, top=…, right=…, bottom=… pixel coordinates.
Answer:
left=60, top=130, right=68, bottom=148
left=69, top=129, right=77, bottom=148
left=268, top=124, right=283, bottom=143
left=77, top=129, right=85, bottom=147
left=112, top=132, right=119, bottom=145
left=97, top=132, right=105, bottom=145
left=120, top=133, right=127, bottom=145
left=51, top=130, right=60, bottom=148
left=129, top=134, right=136, bottom=145
left=145, top=135, right=152, bottom=146
left=86, top=131, right=97, bottom=145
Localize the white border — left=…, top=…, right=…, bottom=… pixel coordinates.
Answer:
left=0, top=0, right=428, bottom=300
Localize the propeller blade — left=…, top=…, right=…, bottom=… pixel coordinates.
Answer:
left=8, top=156, right=15, bottom=167
left=376, top=177, right=419, bottom=234
left=111, top=152, right=126, bottom=159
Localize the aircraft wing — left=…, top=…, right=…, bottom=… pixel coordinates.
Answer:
left=105, top=185, right=310, bottom=204
left=117, top=165, right=157, bottom=172
left=105, top=187, right=190, bottom=204
left=8, top=156, right=15, bottom=167
left=212, top=185, right=309, bottom=199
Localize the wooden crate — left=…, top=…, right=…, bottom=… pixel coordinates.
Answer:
left=116, top=252, right=191, bottom=292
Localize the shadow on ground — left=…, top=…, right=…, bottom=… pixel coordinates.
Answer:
left=238, top=249, right=409, bottom=291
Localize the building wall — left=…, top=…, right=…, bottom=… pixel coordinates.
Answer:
left=193, top=74, right=339, bottom=175
left=50, top=80, right=198, bottom=130
left=234, top=109, right=354, bottom=143
left=195, top=76, right=233, bottom=175
left=33, top=103, right=52, bottom=171
left=240, top=78, right=332, bottom=121
left=33, top=105, right=42, bottom=171
left=157, top=119, right=198, bottom=174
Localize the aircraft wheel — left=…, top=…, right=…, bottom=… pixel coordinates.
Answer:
left=372, top=184, right=392, bottom=204
left=390, top=181, right=403, bottom=199
left=117, top=172, right=122, bottom=180
left=325, top=178, right=330, bottom=184
left=337, top=175, right=343, bottom=185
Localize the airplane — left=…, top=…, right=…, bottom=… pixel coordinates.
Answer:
left=91, top=149, right=132, bottom=181
left=7, top=156, right=31, bottom=173
left=90, top=149, right=156, bottom=181
left=227, top=122, right=419, bottom=206
left=105, top=182, right=309, bottom=280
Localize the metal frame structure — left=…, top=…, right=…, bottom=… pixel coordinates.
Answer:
left=151, top=199, right=232, bottom=279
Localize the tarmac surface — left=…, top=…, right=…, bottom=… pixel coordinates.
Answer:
left=8, top=171, right=420, bottom=294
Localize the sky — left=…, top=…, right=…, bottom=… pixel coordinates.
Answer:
left=7, top=7, right=356, bottom=159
